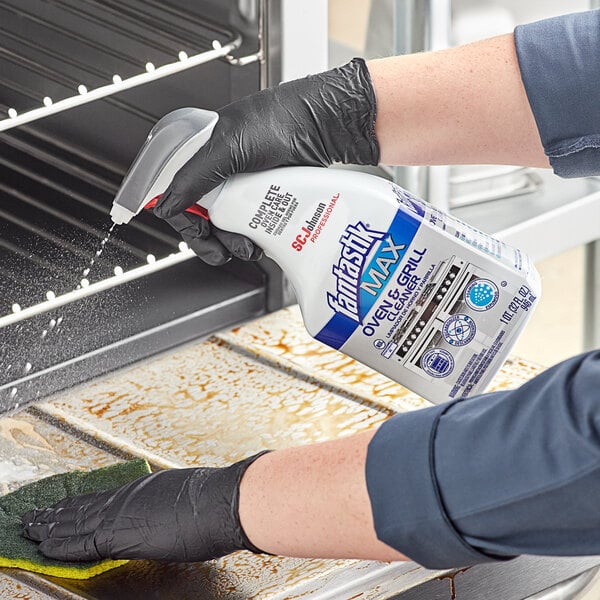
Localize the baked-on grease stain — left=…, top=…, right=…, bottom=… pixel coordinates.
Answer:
left=437, top=567, right=470, bottom=600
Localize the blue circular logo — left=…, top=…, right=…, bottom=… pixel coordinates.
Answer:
left=465, top=279, right=499, bottom=311
left=421, top=348, right=454, bottom=378
left=373, top=339, right=386, bottom=350
left=443, top=314, right=476, bottom=346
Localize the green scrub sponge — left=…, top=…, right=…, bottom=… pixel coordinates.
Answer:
left=0, top=459, right=151, bottom=579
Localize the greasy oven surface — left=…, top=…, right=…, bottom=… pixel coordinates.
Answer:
left=0, top=306, right=551, bottom=599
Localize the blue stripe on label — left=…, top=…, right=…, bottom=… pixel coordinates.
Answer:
left=358, top=219, right=418, bottom=319
left=314, top=313, right=358, bottom=349
left=315, top=208, right=422, bottom=350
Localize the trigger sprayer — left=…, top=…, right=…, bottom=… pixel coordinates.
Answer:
left=111, top=108, right=541, bottom=404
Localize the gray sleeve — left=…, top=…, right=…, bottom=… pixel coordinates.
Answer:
left=366, top=351, right=600, bottom=569
left=514, top=10, right=600, bottom=177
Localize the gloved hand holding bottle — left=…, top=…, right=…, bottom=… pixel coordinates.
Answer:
left=154, top=58, right=379, bottom=265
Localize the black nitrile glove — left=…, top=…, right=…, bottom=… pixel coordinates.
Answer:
left=155, top=58, right=379, bottom=265
left=21, top=452, right=269, bottom=562
left=162, top=211, right=263, bottom=266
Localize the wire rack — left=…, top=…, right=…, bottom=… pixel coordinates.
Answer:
left=0, top=0, right=243, bottom=131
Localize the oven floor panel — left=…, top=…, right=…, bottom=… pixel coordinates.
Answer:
left=18, top=327, right=435, bottom=600
left=1, top=309, right=597, bottom=599
left=36, top=337, right=392, bottom=467
left=217, top=305, right=546, bottom=414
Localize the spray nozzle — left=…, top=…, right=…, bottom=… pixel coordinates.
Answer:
left=110, top=108, right=219, bottom=225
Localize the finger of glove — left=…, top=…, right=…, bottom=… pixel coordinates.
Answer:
left=184, top=232, right=232, bottom=266
left=162, top=211, right=232, bottom=265
left=23, top=521, right=56, bottom=542
left=39, top=534, right=104, bottom=562
left=154, top=139, right=232, bottom=219
left=163, top=211, right=210, bottom=241
left=22, top=492, right=103, bottom=525
left=213, top=227, right=263, bottom=262
left=48, top=489, right=113, bottom=512
left=24, top=510, right=101, bottom=541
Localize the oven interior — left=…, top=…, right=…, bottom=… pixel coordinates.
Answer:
left=0, top=0, right=291, bottom=411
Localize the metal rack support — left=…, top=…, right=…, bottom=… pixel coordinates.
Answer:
left=0, top=40, right=240, bottom=133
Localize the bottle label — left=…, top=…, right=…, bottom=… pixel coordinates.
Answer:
left=314, top=183, right=539, bottom=403
left=316, top=208, right=422, bottom=348
left=212, top=168, right=540, bottom=404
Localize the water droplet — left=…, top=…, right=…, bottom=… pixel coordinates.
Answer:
left=13, top=403, right=19, bottom=410
left=146, top=254, right=156, bottom=264
left=43, top=96, right=53, bottom=106
left=82, top=268, right=90, bottom=277
left=41, top=330, right=47, bottom=338
left=57, top=316, right=63, bottom=326
left=212, top=40, right=222, bottom=50
left=145, top=62, right=155, bottom=73
left=6, top=364, right=11, bottom=371
left=9, top=388, right=17, bottom=399
left=8, top=108, right=17, bottom=118
left=178, top=241, right=189, bottom=252
left=24, top=362, right=32, bottom=374
left=11, top=303, right=21, bottom=313
left=49, top=319, right=57, bottom=329
left=96, top=249, right=102, bottom=257
left=178, top=50, right=188, bottom=61
left=114, top=266, right=123, bottom=276
left=80, top=278, right=90, bottom=288
left=78, top=84, right=88, bottom=95
left=113, top=74, right=122, bottom=84
left=46, top=290, right=56, bottom=301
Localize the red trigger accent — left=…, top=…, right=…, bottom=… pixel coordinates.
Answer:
left=144, top=195, right=210, bottom=220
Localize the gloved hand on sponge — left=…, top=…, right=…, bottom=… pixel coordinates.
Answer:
left=22, top=452, right=269, bottom=564
left=0, top=459, right=150, bottom=579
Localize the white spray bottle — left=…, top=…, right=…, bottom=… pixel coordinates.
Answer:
left=111, top=108, right=541, bottom=404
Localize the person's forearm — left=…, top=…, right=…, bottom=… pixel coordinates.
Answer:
left=238, top=429, right=408, bottom=561
left=369, top=33, right=549, bottom=169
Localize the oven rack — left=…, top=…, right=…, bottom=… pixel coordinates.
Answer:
left=0, top=245, right=197, bottom=330
left=0, top=0, right=251, bottom=132
left=0, top=124, right=178, bottom=311
left=0, top=124, right=268, bottom=408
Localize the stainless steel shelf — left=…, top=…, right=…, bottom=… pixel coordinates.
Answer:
left=452, top=170, right=600, bottom=262
left=453, top=170, right=600, bottom=349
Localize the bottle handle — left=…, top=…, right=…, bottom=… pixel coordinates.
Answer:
left=111, top=108, right=219, bottom=224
